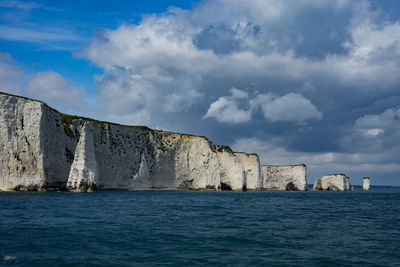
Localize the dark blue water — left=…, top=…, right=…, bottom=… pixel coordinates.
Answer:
left=1, top=190, right=400, bottom=266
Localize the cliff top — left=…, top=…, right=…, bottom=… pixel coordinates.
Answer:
left=261, top=164, right=306, bottom=167
left=0, top=91, right=210, bottom=141
left=215, top=145, right=259, bottom=157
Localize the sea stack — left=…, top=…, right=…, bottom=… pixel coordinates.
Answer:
left=363, top=177, right=371, bottom=191
left=261, top=164, right=307, bottom=191
left=313, top=174, right=350, bottom=191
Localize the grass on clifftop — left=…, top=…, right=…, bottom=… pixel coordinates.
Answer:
left=216, top=145, right=234, bottom=153
left=59, top=113, right=152, bottom=137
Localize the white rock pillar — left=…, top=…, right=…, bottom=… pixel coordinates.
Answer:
left=345, top=176, right=350, bottom=191
left=363, top=177, right=370, bottom=191
left=67, top=122, right=98, bottom=192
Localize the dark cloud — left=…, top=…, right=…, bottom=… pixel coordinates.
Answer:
left=193, top=22, right=260, bottom=55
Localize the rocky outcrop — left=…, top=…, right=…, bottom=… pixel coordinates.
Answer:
left=313, top=174, right=350, bottom=191
left=0, top=94, right=46, bottom=191
left=233, top=152, right=262, bottom=190
left=261, top=164, right=307, bottom=191
left=66, top=123, right=98, bottom=192
left=345, top=175, right=350, bottom=191
left=215, top=146, right=246, bottom=191
left=363, top=177, right=370, bottom=191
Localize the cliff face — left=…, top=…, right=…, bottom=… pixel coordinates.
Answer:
left=261, top=164, right=307, bottom=191
left=0, top=95, right=45, bottom=190
left=313, top=174, right=350, bottom=191
left=0, top=92, right=309, bottom=192
left=0, top=93, right=221, bottom=191
left=215, top=146, right=246, bottom=191
left=235, top=152, right=262, bottom=190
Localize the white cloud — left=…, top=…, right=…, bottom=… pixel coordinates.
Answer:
left=0, top=26, right=83, bottom=45
left=204, top=88, right=251, bottom=123
left=361, top=128, right=384, bottom=137
left=0, top=53, right=88, bottom=114
left=251, top=93, right=322, bottom=123
left=80, top=0, right=400, bottom=130
left=347, top=2, right=400, bottom=60
left=0, top=52, right=23, bottom=94
left=204, top=89, right=321, bottom=124
left=26, top=71, right=87, bottom=113
left=354, top=107, right=400, bottom=130
left=204, top=96, right=251, bottom=123
left=341, top=106, right=400, bottom=157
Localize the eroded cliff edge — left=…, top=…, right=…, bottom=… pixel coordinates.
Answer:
left=0, top=92, right=307, bottom=192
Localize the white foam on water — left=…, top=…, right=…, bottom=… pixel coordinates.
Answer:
left=3, top=255, right=16, bottom=262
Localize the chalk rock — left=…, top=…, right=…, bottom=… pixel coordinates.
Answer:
left=0, top=94, right=45, bottom=190
left=261, top=164, right=307, bottom=191
left=215, top=146, right=246, bottom=191
left=234, top=152, right=262, bottom=190
left=313, top=174, right=349, bottom=191
left=66, top=123, right=98, bottom=192
left=313, top=178, right=322, bottom=191
left=149, top=132, right=221, bottom=190
left=345, top=176, right=350, bottom=191
left=363, top=177, right=370, bottom=191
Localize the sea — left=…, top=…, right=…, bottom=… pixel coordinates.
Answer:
left=1, top=188, right=399, bottom=266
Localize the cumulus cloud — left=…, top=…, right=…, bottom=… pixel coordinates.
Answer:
left=342, top=107, right=400, bottom=154
left=251, top=93, right=322, bottom=123
left=204, top=89, right=321, bottom=124
left=93, top=66, right=203, bottom=126
left=354, top=107, right=400, bottom=131
left=0, top=53, right=87, bottom=114
left=0, top=52, right=23, bottom=94
left=204, top=88, right=251, bottom=123
left=193, top=22, right=259, bottom=55
left=81, top=0, right=400, bottom=129
left=26, top=71, right=87, bottom=113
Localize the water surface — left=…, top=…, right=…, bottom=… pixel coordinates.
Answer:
left=1, top=189, right=399, bottom=266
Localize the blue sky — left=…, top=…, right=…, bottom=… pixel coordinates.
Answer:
left=1, top=0, right=400, bottom=185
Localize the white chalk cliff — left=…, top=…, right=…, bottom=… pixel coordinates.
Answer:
left=0, top=92, right=308, bottom=192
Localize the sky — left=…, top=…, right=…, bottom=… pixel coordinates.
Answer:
left=0, top=0, right=400, bottom=185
